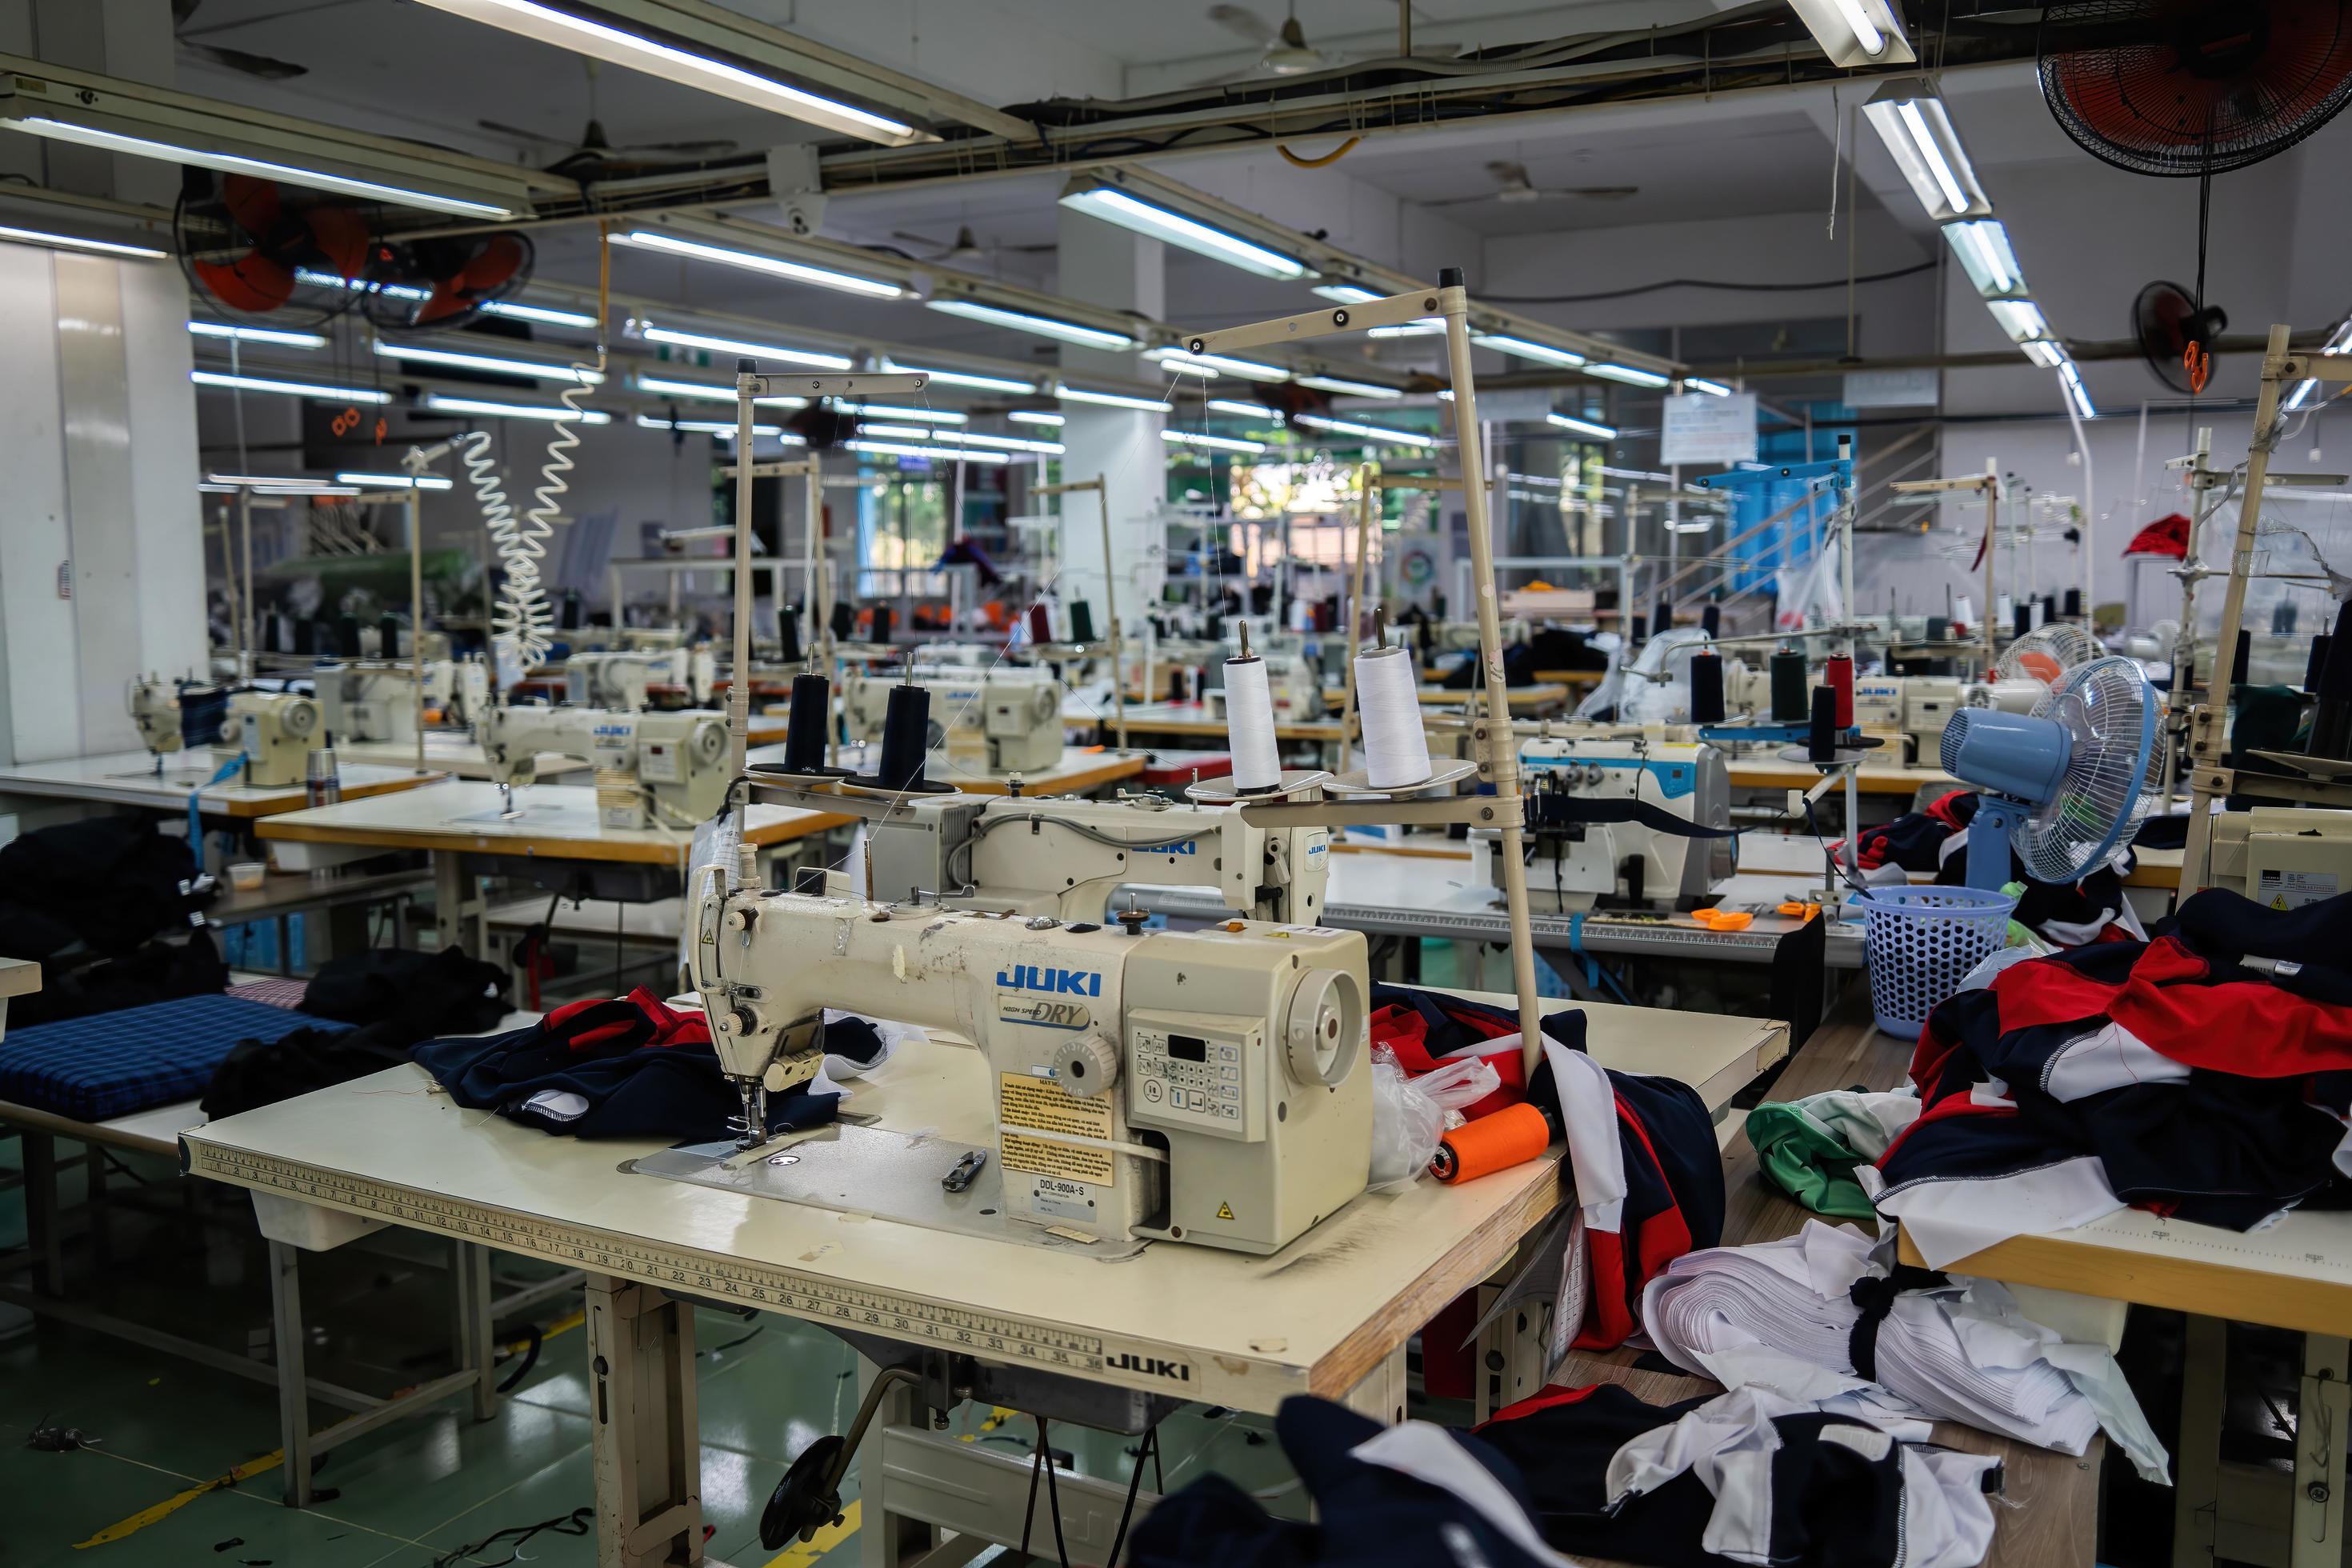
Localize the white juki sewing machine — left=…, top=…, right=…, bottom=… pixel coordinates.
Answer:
left=686, top=884, right=1371, bottom=1254
left=478, top=704, right=730, bottom=827
left=127, top=677, right=189, bottom=758
left=565, top=647, right=715, bottom=711
left=214, top=690, right=321, bottom=787
left=841, top=666, right=1065, bottom=774
left=1851, top=675, right=1966, bottom=766
left=1495, top=737, right=1734, bottom=910
left=316, top=663, right=420, bottom=744
left=430, top=658, right=494, bottom=730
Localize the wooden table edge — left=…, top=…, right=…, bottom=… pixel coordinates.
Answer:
left=1895, top=1226, right=2352, bottom=1337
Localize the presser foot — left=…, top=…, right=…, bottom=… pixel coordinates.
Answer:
left=728, top=1081, right=770, bottom=1149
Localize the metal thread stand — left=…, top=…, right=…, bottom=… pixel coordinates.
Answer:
left=1034, top=474, right=1126, bottom=753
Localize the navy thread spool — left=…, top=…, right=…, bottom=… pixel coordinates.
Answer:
left=1926, top=615, right=1950, bottom=642
left=2013, top=602, right=2033, bottom=640
left=2309, top=605, right=2352, bottom=759
left=337, top=614, right=362, bottom=658
left=2274, top=601, right=2299, bottom=634
left=1690, top=652, right=1726, bottom=724
left=1070, top=601, right=1097, bottom=644
left=875, top=682, right=934, bottom=791
left=1769, top=648, right=1808, bottom=722
left=378, top=614, right=401, bottom=660
left=2233, top=628, right=2253, bottom=690
left=1701, top=603, right=1721, bottom=637
left=2040, top=595, right=2058, bottom=627
left=778, top=606, right=802, bottom=666
left=2306, top=634, right=2332, bottom=693
left=1657, top=596, right=1673, bottom=634
left=2065, top=588, right=2082, bottom=619
left=781, top=674, right=832, bottom=773
left=1807, top=686, right=1838, bottom=762
left=830, top=601, right=855, bottom=642
left=872, top=602, right=894, bottom=645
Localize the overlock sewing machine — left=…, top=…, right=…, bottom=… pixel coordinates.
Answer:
left=478, top=703, right=731, bottom=827
left=214, top=690, right=321, bottom=787
left=840, top=666, right=1065, bottom=774
left=316, top=663, right=421, bottom=744
left=565, top=647, right=716, bottom=711
left=127, top=675, right=213, bottom=762
left=1494, top=736, right=1734, bottom=910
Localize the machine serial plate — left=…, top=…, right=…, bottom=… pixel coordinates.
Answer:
left=184, top=1144, right=1110, bottom=1371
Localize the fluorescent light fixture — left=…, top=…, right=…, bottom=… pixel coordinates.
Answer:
left=844, top=438, right=1011, bottom=464
left=1293, top=414, right=1437, bottom=449
left=1054, top=382, right=1167, bottom=412
left=1986, top=298, right=2052, bottom=344
left=1149, top=347, right=1290, bottom=382
left=1862, top=81, right=1990, bottom=222
left=639, top=323, right=852, bottom=370
left=424, top=394, right=611, bottom=423
left=2021, top=339, right=2065, bottom=368
left=297, top=268, right=431, bottom=302
left=883, top=363, right=1035, bottom=394
left=1547, top=412, right=1618, bottom=440
left=1598, top=466, right=1674, bottom=482
left=208, top=471, right=342, bottom=488
left=2285, top=320, right=2352, bottom=411
left=1473, top=333, right=1585, bottom=368
left=1367, top=318, right=1446, bottom=338
left=1058, top=184, right=1307, bottom=280
left=2057, top=358, right=2096, bottom=418
left=480, top=298, right=598, bottom=329
left=374, top=339, right=603, bottom=382
left=1787, top=0, right=1912, bottom=66
left=858, top=422, right=935, bottom=439
left=1295, top=374, right=1402, bottom=399
left=198, top=482, right=238, bottom=494
left=634, top=414, right=800, bottom=442
left=970, top=431, right=1066, bottom=454
left=336, top=471, right=455, bottom=490
left=0, top=222, right=166, bottom=259
left=1942, top=219, right=2023, bottom=299
left=925, top=298, right=1135, bottom=351
left=1312, top=284, right=1382, bottom=305
left=612, top=229, right=903, bottom=298
left=189, top=320, right=325, bottom=349
left=192, top=370, right=391, bottom=404
left=1682, top=377, right=1734, bottom=397
left=634, top=373, right=807, bottom=409
left=1162, top=429, right=1267, bottom=454
left=1208, top=398, right=1276, bottom=418
left=10, top=116, right=516, bottom=218
left=407, top=0, right=922, bottom=144
left=1008, top=410, right=1066, bottom=426
left=834, top=402, right=965, bottom=424
left=1506, top=473, right=1562, bottom=490
left=1586, top=363, right=1672, bottom=388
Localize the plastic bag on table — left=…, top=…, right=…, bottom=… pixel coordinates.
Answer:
left=1415, top=1052, right=1503, bottom=1116
left=1370, top=1045, right=1448, bottom=1192
left=675, top=809, right=742, bottom=990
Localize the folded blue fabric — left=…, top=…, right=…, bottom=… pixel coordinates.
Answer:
left=0, top=994, right=352, bottom=1121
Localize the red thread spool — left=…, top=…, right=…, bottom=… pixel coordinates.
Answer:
left=1824, top=654, right=1854, bottom=729
left=1430, top=1102, right=1554, bottom=1184
left=1027, top=604, right=1052, bottom=645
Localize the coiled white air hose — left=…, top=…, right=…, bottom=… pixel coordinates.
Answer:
left=461, top=430, right=554, bottom=666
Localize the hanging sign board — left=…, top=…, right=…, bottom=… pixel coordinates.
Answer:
left=1842, top=367, right=1941, bottom=408
left=1660, top=393, right=1758, bottom=466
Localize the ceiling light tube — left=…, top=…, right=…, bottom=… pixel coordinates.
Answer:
left=1862, top=80, right=1990, bottom=222
left=1162, top=429, right=1267, bottom=454
left=1008, top=410, right=1066, bottom=426
left=612, top=229, right=904, bottom=298
left=1293, top=414, right=1436, bottom=449
left=190, top=320, right=325, bottom=349
left=336, top=471, right=455, bottom=490
left=2057, top=358, right=2097, bottom=418
left=1295, top=374, right=1402, bottom=400
left=480, top=298, right=599, bottom=329
left=844, top=438, right=1011, bottom=464
left=1681, top=377, right=1734, bottom=397
left=969, top=432, right=1066, bottom=454
left=1787, top=0, right=1913, bottom=66
left=882, top=363, right=1035, bottom=394
left=634, top=414, right=798, bottom=440
left=0, top=222, right=166, bottom=259
left=406, top=0, right=923, bottom=144
left=1986, top=298, right=2052, bottom=344
left=833, top=402, right=965, bottom=424
left=857, top=422, right=937, bottom=439
left=634, top=372, right=807, bottom=408
left=192, top=370, right=391, bottom=404
left=1149, top=347, right=1289, bottom=382
left=1208, top=398, right=1276, bottom=418
left=1942, top=219, right=2023, bottom=298
left=1311, top=283, right=1382, bottom=305
left=297, top=268, right=432, bottom=302
left=639, top=323, right=851, bottom=370
left=425, top=394, right=611, bottom=423
left=1472, top=334, right=1586, bottom=368
left=1586, top=363, right=1672, bottom=388
left=1546, top=412, right=1618, bottom=440
left=374, top=339, right=603, bottom=382
left=2021, top=339, right=2065, bottom=369
left=1058, top=183, right=1308, bottom=280
left=926, top=298, right=1135, bottom=351
left=1366, top=319, right=1446, bottom=338
left=1054, top=382, right=1167, bottom=412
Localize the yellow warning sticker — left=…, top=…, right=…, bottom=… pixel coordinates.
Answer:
left=999, top=1073, right=1114, bottom=1142
left=1002, top=1131, right=1113, bottom=1186
left=1214, top=1201, right=1235, bottom=1222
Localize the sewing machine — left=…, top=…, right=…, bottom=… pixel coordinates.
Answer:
left=316, top=663, right=419, bottom=744
left=2206, top=806, right=2352, bottom=908
left=127, top=677, right=190, bottom=758
left=565, top=648, right=716, bottom=711
left=686, top=884, right=1371, bottom=1254
left=841, top=666, right=1065, bottom=774
left=1497, top=738, right=1733, bottom=910
left=214, top=691, right=321, bottom=787
left=478, top=703, right=730, bottom=827
left=430, top=658, right=495, bottom=731
left=1851, top=675, right=1966, bottom=766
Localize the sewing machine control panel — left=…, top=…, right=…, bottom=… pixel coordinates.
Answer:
left=1126, top=1014, right=1262, bottom=1141
left=639, top=739, right=682, bottom=782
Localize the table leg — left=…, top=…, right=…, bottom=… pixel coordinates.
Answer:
left=858, top=1355, right=935, bottom=1568
left=2292, top=1334, right=2349, bottom=1568
left=2171, top=1314, right=2226, bottom=1568
left=270, top=1240, right=315, bottom=1509
left=434, top=851, right=486, bottom=964
left=1339, top=1346, right=1407, bottom=1427
left=85, top=1139, right=110, bottom=1274
left=586, top=1275, right=705, bottom=1568
left=454, top=1240, right=499, bottom=1421
left=22, top=1132, right=60, bottom=1294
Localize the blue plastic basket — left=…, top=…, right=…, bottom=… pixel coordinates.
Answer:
left=1857, top=884, right=2018, bottom=1039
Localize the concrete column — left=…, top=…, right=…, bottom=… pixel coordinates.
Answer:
left=0, top=0, right=202, bottom=764
left=1054, top=210, right=1166, bottom=626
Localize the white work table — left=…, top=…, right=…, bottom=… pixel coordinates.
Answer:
left=331, top=733, right=592, bottom=782
left=0, top=750, right=444, bottom=818
left=182, top=987, right=1786, bottom=1562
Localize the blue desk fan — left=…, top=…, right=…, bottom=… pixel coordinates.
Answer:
left=1939, top=654, right=2164, bottom=891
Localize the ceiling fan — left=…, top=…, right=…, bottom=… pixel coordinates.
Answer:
left=172, top=0, right=307, bottom=80
left=480, top=60, right=738, bottom=176
left=1206, top=2, right=1454, bottom=75
left=1424, top=160, right=1638, bottom=206
left=889, top=225, right=1056, bottom=266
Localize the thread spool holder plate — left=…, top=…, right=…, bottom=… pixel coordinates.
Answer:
left=1775, top=746, right=1872, bottom=768
left=745, top=766, right=853, bottom=787
left=1323, top=758, right=1480, bottom=799
left=1185, top=768, right=1332, bottom=804
left=839, top=775, right=963, bottom=799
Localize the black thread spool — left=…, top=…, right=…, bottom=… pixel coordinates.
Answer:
left=2040, top=595, right=2058, bottom=628
left=1656, top=596, right=1673, bottom=634
left=875, top=682, right=934, bottom=791
left=778, top=606, right=802, bottom=666
left=2274, top=601, right=2299, bottom=635
left=378, top=614, right=402, bottom=660
left=560, top=590, right=582, bottom=631
left=2309, top=604, right=2352, bottom=759
left=1701, top=603, right=1721, bottom=638
left=830, top=601, right=855, bottom=642
left=2233, top=628, right=2253, bottom=690
left=1806, top=686, right=1838, bottom=762
left=1926, top=615, right=1950, bottom=642
left=2306, top=634, right=2332, bottom=693
left=294, top=618, right=318, bottom=657
left=1206, top=611, right=1226, bottom=641
left=871, top=602, right=894, bottom=645
left=1629, top=613, right=1647, bottom=642
left=1690, top=652, right=1726, bottom=724
left=780, top=674, right=833, bottom=774
left=336, top=614, right=362, bottom=658
left=2064, top=588, right=2083, bottom=619
left=1769, top=648, right=1808, bottom=722
left=2013, top=602, right=2033, bottom=640
left=1070, top=601, right=1097, bottom=644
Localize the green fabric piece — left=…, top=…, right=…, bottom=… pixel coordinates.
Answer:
left=1743, top=1101, right=1878, bottom=1220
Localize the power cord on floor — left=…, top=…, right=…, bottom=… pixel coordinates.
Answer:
left=430, top=1505, right=592, bottom=1567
